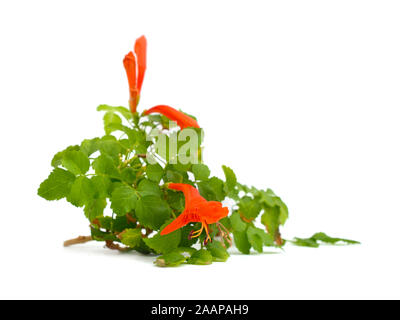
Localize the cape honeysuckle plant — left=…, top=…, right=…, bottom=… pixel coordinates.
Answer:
left=38, top=36, right=359, bottom=267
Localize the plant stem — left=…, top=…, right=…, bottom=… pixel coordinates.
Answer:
left=63, top=236, right=93, bottom=247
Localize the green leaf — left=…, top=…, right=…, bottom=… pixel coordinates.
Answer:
left=80, top=138, right=100, bottom=156
left=110, top=215, right=136, bottom=233
left=106, top=123, right=137, bottom=142
left=103, top=112, right=122, bottom=135
left=247, top=226, right=274, bottom=253
left=137, top=179, right=162, bottom=197
left=166, top=189, right=185, bottom=213
left=312, top=232, right=360, bottom=245
left=91, top=176, right=111, bottom=198
left=146, top=163, right=164, bottom=183
left=257, top=189, right=289, bottom=226
left=261, top=206, right=280, bottom=238
left=197, top=177, right=226, bottom=201
left=51, top=145, right=80, bottom=167
left=131, top=129, right=149, bottom=154
left=238, top=196, right=262, bottom=221
left=110, top=185, right=138, bottom=216
left=233, top=231, right=251, bottom=254
left=121, top=167, right=138, bottom=184
left=84, top=198, right=107, bottom=221
left=187, top=249, right=213, bottom=265
left=230, top=211, right=247, bottom=233
left=94, top=216, right=113, bottom=230
left=292, top=232, right=360, bottom=248
left=66, top=176, right=95, bottom=207
left=222, top=165, right=237, bottom=194
left=90, top=227, right=119, bottom=242
left=206, top=241, right=230, bottom=262
left=144, top=220, right=181, bottom=254
left=165, top=169, right=184, bottom=183
left=97, top=104, right=133, bottom=121
left=191, top=163, right=210, bottom=181
left=61, top=150, right=90, bottom=175
left=175, top=247, right=197, bottom=257
left=118, top=228, right=142, bottom=248
left=135, top=195, right=171, bottom=230
left=179, top=224, right=198, bottom=247
left=154, top=251, right=187, bottom=267
left=291, top=237, right=320, bottom=248
left=38, top=168, right=76, bottom=200
left=99, top=135, right=122, bottom=159
left=92, top=154, right=120, bottom=178
left=257, top=189, right=277, bottom=207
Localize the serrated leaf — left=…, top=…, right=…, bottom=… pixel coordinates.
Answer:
left=91, top=175, right=111, bottom=198
left=187, top=249, right=213, bottom=265
left=110, top=185, right=138, bottom=216
left=197, top=177, right=226, bottom=201
left=38, top=168, right=76, bottom=200
left=131, top=130, right=149, bottom=154
left=137, top=179, right=161, bottom=197
left=144, top=220, right=181, bottom=254
left=247, top=226, right=274, bottom=253
left=67, top=176, right=95, bottom=207
left=206, top=241, right=230, bottom=262
left=118, top=228, right=142, bottom=248
left=92, top=154, right=120, bottom=178
left=51, top=145, right=80, bottom=167
left=135, top=195, right=171, bottom=230
left=238, top=196, right=262, bottom=221
left=146, top=163, right=164, bottom=183
left=106, top=123, right=137, bottom=142
left=191, top=163, right=210, bottom=181
left=84, top=198, right=107, bottom=221
left=103, top=112, right=122, bottom=135
left=258, top=189, right=289, bottom=226
left=121, top=167, right=138, bottom=184
left=97, top=104, right=133, bottom=121
left=99, top=135, right=122, bottom=159
left=61, top=150, right=90, bottom=175
left=80, top=138, right=100, bottom=156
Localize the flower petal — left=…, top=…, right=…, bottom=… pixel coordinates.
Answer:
left=144, top=105, right=200, bottom=129
left=123, top=51, right=137, bottom=93
left=160, top=211, right=190, bottom=235
left=135, top=35, right=147, bottom=92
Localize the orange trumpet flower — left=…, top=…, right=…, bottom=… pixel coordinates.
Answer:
left=161, top=183, right=229, bottom=244
left=123, top=35, right=147, bottom=113
left=144, top=105, right=200, bottom=129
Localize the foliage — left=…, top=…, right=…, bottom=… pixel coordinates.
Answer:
left=38, top=105, right=359, bottom=267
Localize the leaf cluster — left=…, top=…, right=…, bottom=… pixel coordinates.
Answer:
left=38, top=105, right=359, bottom=267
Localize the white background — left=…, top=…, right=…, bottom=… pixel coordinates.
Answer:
left=1, top=0, right=399, bottom=299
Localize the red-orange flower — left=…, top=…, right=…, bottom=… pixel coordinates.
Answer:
left=123, top=35, right=147, bottom=113
left=161, top=183, right=229, bottom=244
left=144, top=105, right=200, bottom=129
